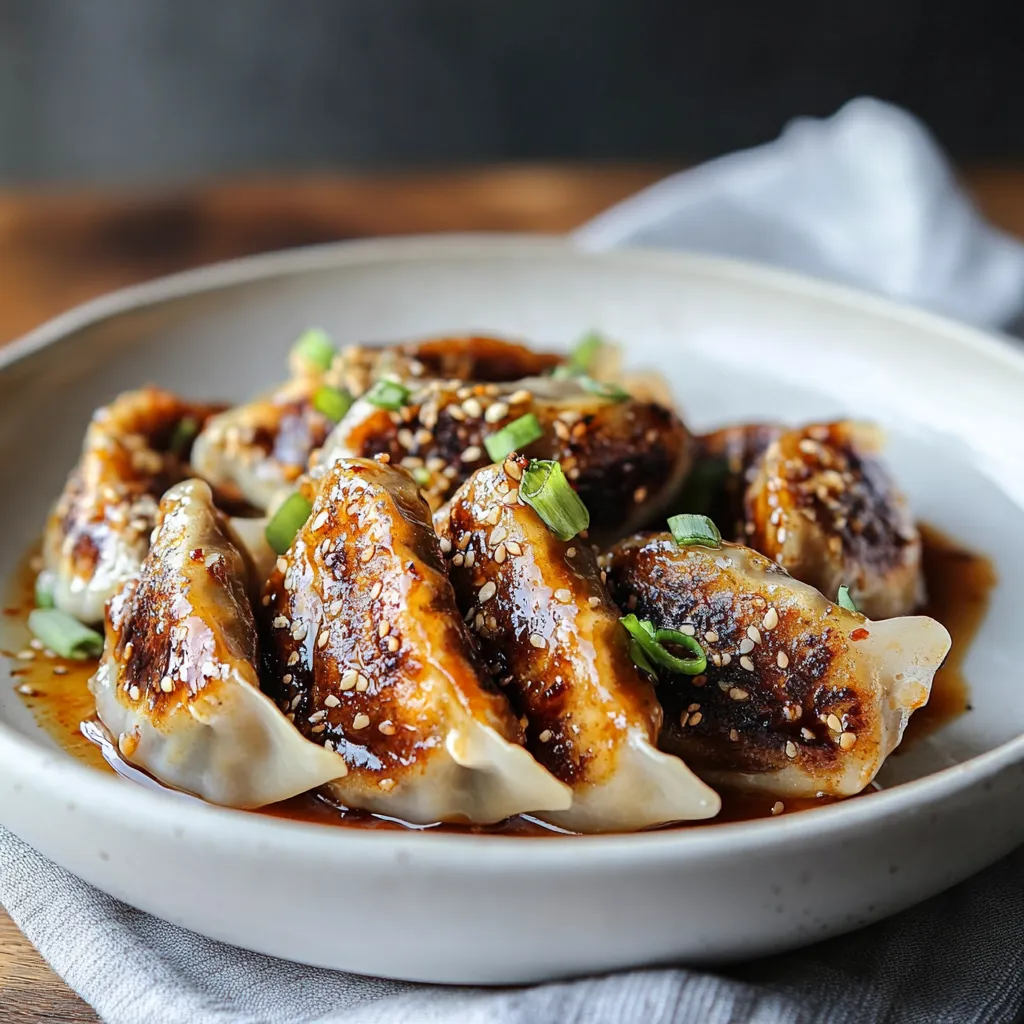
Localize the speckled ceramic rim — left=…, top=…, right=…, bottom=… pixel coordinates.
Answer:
left=2, top=233, right=1022, bottom=858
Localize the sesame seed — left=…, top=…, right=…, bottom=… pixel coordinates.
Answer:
left=785, top=741, right=798, bottom=759
left=352, top=713, right=370, bottom=730
left=485, top=402, right=509, bottom=424
left=272, top=615, right=289, bottom=629
left=771, top=801, right=785, bottom=816
left=826, top=714, right=843, bottom=732
left=439, top=537, right=452, bottom=553
left=740, top=656, right=755, bottom=672
left=461, top=445, right=483, bottom=463
left=308, top=710, right=327, bottom=723
left=291, top=622, right=308, bottom=641
left=566, top=547, right=576, bottom=557
left=483, top=507, right=502, bottom=526
left=282, top=674, right=293, bottom=685
left=29, top=639, right=42, bottom=651
left=478, top=581, right=497, bottom=602
left=310, top=509, right=329, bottom=532
left=777, top=651, right=790, bottom=669
left=509, top=389, right=532, bottom=405
left=324, top=694, right=341, bottom=707
left=489, top=525, right=507, bottom=547
left=729, top=687, right=749, bottom=701
left=355, top=674, right=369, bottom=692
left=52, top=665, right=68, bottom=676
left=679, top=712, right=689, bottom=728
left=679, top=623, right=696, bottom=636
left=329, top=599, right=343, bottom=616
left=503, top=457, right=523, bottom=481
left=688, top=703, right=701, bottom=712
left=316, top=629, right=329, bottom=649
left=704, top=630, right=719, bottom=642
left=261, top=594, right=271, bottom=606
left=462, top=398, right=483, bottom=418
left=310, top=723, right=326, bottom=734
left=537, top=729, right=553, bottom=743
left=369, top=581, right=383, bottom=600
left=729, top=728, right=739, bottom=742
left=588, top=595, right=601, bottom=608
left=128, top=685, right=140, bottom=701
left=340, top=670, right=358, bottom=691
left=464, top=550, right=475, bottom=567
left=378, top=778, right=395, bottom=791
left=160, top=676, right=174, bottom=693
left=386, top=636, right=400, bottom=652
left=493, top=544, right=507, bottom=563
left=801, top=727, right=815, bottom=740
left=16, top=649, right=34, bottom=661
left=529, top=633, right=547, bottom=649
left=763, top=607, right=779, bottom=630
left=378, top=721, right=397, bottom=735
left=688, top=711, right=703, bottom=726
left=747, top=625, right=762, bottom=645
left=378, top=620, right=391, bottom=637
left=360, top=545, right=375, bottom=563
left=633, top=486, right=648, bottom=504
left=739, top=638, right=755, bottom=655
left=452, top=553, right=465, bottom=567
left=554, top=588, right=572, bottom=603
left=721, top=652, right=732, bottom=666
left=839, top=731, right=858, bottom=750
left=691, top=674, right=707, bottom=687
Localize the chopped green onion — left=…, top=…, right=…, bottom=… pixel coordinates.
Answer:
left=291, top=327, right=335, bottom=371
left=668, top=513, right=722, bottom=549
left=519, top=459, right=590, bottom=541
left=837, top=585, right=858, bottom=612
left=34, top=571, right=55, bottom=609
left=551, top=331, right=605, bottom=379
left=484, top=413, right=544, bottom=462
left=629, top=639, right=657, bottom=676
left=27, top=608, right=103, bottom=661
left=411, top=467, right=431, bottom=488
left=313, top=385, right=353, bottom=422
left=621, top=613, right=707, bottom=677
left=578, top=376, right=629, bottom=402
left=365, top=379, right=410, bottom=411
left=265, top=492, right=314, bottom=555
left=169, top=416, right=199, bottom=457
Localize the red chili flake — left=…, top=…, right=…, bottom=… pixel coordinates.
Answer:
left=850, top=627, right=870, bottom=642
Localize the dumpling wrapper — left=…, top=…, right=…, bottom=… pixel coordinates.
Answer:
left=43, top=387, right=220, bottom=624
left=259, top=456, right=571, bottom=825
left=441, top=458, right=720, bottom=832
left=604, top=534, right=951, bottom=798
left=90, top=479, right=348, bottom=807
left=745, top=421, right=923, bottom=619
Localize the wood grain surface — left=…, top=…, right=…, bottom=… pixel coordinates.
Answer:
left=1, top=163, right=1021, bottom=1022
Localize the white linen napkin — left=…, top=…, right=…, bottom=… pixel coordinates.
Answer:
left=4, top=97, right=1024, bottom=1024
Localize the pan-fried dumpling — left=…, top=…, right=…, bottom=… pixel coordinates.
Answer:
left=745, top=421, right=923, bottom=618
left=259, top=456, right=571, bottom=824
left=90, top=479, right=348, bottom=807
left=319, top=376, right=691, bottom=541
left=440, top=458, right=720, bottom=832
left=43, top=387, right=220, bottom=624
left=604, top=533, right=951, bottom=798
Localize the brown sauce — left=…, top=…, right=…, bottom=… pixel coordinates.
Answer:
left=2, top=524, right=995, bottom=834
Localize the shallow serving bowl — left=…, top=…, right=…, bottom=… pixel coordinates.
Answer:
left=1, top=236, right=1023, bottom=984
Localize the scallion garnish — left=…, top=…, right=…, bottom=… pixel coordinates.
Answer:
left=484, top=413, right=544, bottom=462
left=837, top=585, right=858, bottom=612
left=291, top=327, right=335, bottom=371
left=668, top=513, right=722, bottom=549
left=365, top=379, right=410, bottom=411
left=169, top=416, right=199, bottom=458
left=313, top=385, right=353, bottom=422
left=27, top=608, right=103, bottom=661
left=578, top=376, right=629, bottom=402
left=411, top=467, right=431, bottom=488
left=551, top=331, right=604, bottom=379
left=519, top=459, right=590, bottom=541
left=265, top=492, right=314, bottom=555
left=34, top=571, right=55, bottom=609
left=621, top=613, right=707, bottom=677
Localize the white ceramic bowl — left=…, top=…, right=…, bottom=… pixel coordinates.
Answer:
left=1, top=236, right=1023, bottom=984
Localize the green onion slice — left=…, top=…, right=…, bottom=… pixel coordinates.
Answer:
left=578, top=376, right=629, bottom=402
left=291, top=327, right=335, bottom=371
left=837, top=585, right=858, bottom=612
left=313, top=385, right=353, bottom=422
left=551, top=331, right=604, bottom=379
left=668, top=513, right=722, bottom=548
left=519, top=459, right=590, bottom=541
left=27, top=608, right=103, bottom=661
left=265, top=492, right=314, bottom=555
left=365, top=379, right=410, bottom=411
left=621, top=613, right=707, bottom=677
left=411, top=467, right=431, bottom=488
left=484, top=413, right=544, bottom=462
left=34, top=571, right=55, bottom=609
left=629, top=639, right=657, bottom=677
left=169, top=415, right=199, bottom=457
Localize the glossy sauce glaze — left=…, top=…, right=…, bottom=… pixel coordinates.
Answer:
left=2, top=525, right=995, bottom=834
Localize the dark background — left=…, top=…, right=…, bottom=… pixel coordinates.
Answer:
left=1, top=0, right=1022, bottom=185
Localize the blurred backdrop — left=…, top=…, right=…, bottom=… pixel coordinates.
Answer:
left=1, top=0, right=1022, bottom=186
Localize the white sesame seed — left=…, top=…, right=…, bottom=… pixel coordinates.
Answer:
left=272, top=615, right=288, bottom=629
left=680, top=712, right=689, bottom=728
left=261, top=594, right=271, bottom=606
left=308, top=710, right=327, bottom=723
left=16, top=649, right=34, bottom=661
left=776, top=527, right=788, bottom=544
left=282, top=674, right=293, bottom=685
left=839, top=731, right=858, bottom=750
left=785, top=741, right=798, bottom=759
left=777, top=650, right=790, bottom=669
left=160, top=676, right=174, bottom=693
left=378, top=620, right=391, bottom=637
left=801, top=727, right=815, bottom=740
left=461, top=445, right=483, bottom=463
left=679, top=623, right=696, bottom=636
left=356, top=674, right=369, bottom=692
left=688, top=711, right=703, bottom=726
left=386, top=636, right=400, bottom=653
left=747, top=625, right=762, bottom=645
left=310, top=509, right=329, bottom=532
left=360, top=545, right=375, bottom=563
left=52, top=665, right=68, bottom=676
left=763, top=607, right=779, bottom=630
left=352, top=713, right=370, bottom=730
left=464, top=550, right=475, bottom=567
left=369, top=581, right=383, bottom=600
left=771, top=801, right=785, bottom=816
left=537, top=728, right=553, bottom=742
left=729, top=687, right=749, bottom=701
left=505, top=540, right=522, bottom=555
left=378, top=778, right=395, bottom=791
left=740, top=655, right=755, bottom=672
left=462, top=398, right=483, bottom=418
left=340, top=670, right=358, bottom=691
left=478, top=581, right=497, bottom=603
left=566, top=547, right=576, bottom=557
left=826, top=713, right=843, bottom=733
left=439, top=537, right=452, bottom=553
left=704, top=630, right=719, bottom=642
left=529, top=633, right=547, bottom=649
left=324, top=694, right=341, bottom=707
left=488, top=525, right=507, bottom=547
left=378, top=720, right=397, bottom=735
left=29, top=639, right=42, bottom=651
left=291, top=622, right=308, bottom=641
left=452, top=553, right=465, bottom=567
left=588, top=595, right=601, bottom=607
left=485, top=402, right=509, bottom=424
left=493, top=543, right=507, bottom=563
left=317, top=629, right=330, bottom=649
left=554, top=588, right=572, bottom=603
left=509, top=389, right=532, bottom=404
left=739, top=638, right=755, bottom=655
left=729, top=728, right=739, bottom=742
left=128, top=685, right=140, bottom=701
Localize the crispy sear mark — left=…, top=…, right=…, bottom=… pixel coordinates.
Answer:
left=441, top=458, right=719, bottom=831
left=745, top=421, right=922, bottom=618
left=604, top=533, right=950, bottom=798
left=320, top=376, right=691, bottom=542
left=44, top=387, right=223, bottom=624
left=259, top=456, right=570, bottom=824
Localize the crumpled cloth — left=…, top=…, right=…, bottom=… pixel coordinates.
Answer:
left=4, top=97, right=1024, bottom=1023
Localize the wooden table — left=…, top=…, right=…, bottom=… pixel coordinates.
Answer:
left=1, top=164, right=1022, bottom=1021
